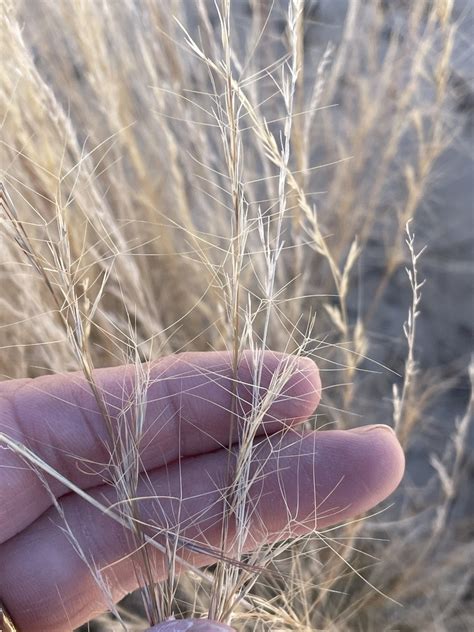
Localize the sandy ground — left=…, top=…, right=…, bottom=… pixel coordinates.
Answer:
left=314, top=0, right=474, bottom=512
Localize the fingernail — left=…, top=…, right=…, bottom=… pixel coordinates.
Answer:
left=349, top=424, right=396, bottom=435
left=146, top=619, right=235, bottom=632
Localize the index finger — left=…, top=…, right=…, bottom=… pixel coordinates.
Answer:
left=0, top=351, right=320, bottom=542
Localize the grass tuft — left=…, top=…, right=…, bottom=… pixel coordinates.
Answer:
left=1, top=1, right=472, bottom=630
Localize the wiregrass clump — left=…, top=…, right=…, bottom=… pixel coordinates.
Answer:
left=1, top=0, right=473, bottom=630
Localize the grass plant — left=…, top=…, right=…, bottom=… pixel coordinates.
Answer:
left=1, top=0, right=472, bottom=630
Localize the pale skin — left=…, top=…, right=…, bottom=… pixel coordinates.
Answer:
left=0, top=352, right=405, bottom=632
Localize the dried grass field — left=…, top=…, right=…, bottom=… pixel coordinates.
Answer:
left=1, top=1, right=473, bottom=630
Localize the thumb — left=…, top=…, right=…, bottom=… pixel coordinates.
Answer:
left=146, top=619, right=235, bottom=632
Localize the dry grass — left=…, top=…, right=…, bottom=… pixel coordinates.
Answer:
left=1, top=0, right=473, bottom=630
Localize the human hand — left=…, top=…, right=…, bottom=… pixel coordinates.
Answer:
left=0, top=352, right=404, bottom=632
